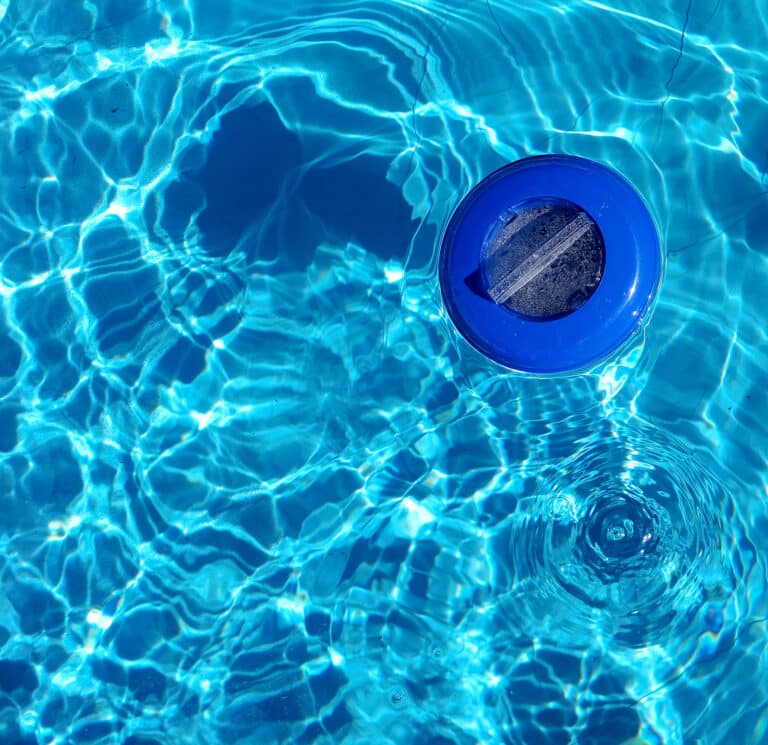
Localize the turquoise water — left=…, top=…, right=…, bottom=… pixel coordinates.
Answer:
left=0, top=0, right=767, bottom=743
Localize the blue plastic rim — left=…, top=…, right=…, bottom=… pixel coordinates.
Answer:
left=439, top=155, right=663, bottom=374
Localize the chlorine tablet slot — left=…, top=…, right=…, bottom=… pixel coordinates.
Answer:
left=485, top=213, right=593, bottom=305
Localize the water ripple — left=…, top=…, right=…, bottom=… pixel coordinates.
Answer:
left=498, top=420, right=744, bottom=653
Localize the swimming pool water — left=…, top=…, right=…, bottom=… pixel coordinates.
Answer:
left=0, top=1, right=767, bottom=743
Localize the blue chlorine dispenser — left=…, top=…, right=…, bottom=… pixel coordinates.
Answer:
left=439, top=155, right=663, bottom=374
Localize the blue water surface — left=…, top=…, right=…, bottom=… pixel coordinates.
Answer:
left=0, top=1, right=767, bottom=743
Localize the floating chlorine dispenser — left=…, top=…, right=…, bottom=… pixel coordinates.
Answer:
left=439, top=155, right=662, bottom=373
